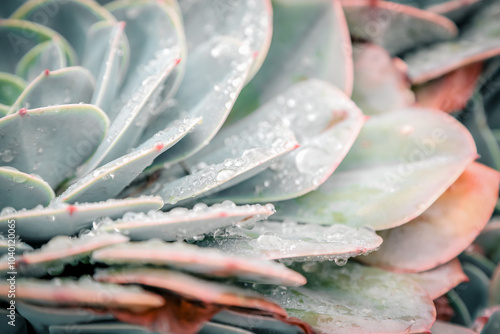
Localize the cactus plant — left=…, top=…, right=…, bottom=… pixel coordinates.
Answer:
left=0, top=0, right=500, bottom=333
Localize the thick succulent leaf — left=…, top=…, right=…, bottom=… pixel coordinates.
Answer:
left=200, top=322, right=254, bottom=334
left=76, top=50, right=181, bottom=175
left=351, top=43, right=415, bottom=115
left=203, top=79, right=364, bottom=203
left=341, top=0, right=457, bottom=55
left=83, top=21, right=130, bottom=115
left=0, top=104, right=108, bottom=188
left=446, top=289, right=472, bottom=326
left=404, top=1, right=500, bottom=84
left=16, top=302, right=113, bottom=334
left=95, top=267, right=287, bottom=315
left=459, top=251, right=496, bottom=278
left=0, top=19, right=75, bottom=74
left=404, top=259, right=469, bottom=299
left=58, top=118, right=200, bottom=203
left=16, top=40, right=67, bottom=82
left=455, top=263, right=490, bottom=320
left=274, top=108, right=477, bottom=230
left=203, top=221, right=382, bottom=262
left=415, top=62, right=483, bottom=113
left=229, top=0, right=352, bottom=123
left=146, top=121, right=297, bottom=206
left=0, top=277, right=164, bottom=311
left=479, top=310, right=500, bottom=334
left=427, top=0, right=483, bottom=23
left=0, top=196, right=163, bottom=243
left=361, top=162, right=500, bottom=272
left=11, top=0, right=116, bottom=60
left=0, top=233, right=128, bottom=277
left=179, top=0, right=272, bottom=80
left=143, top=36, right=253, bottom=166
left=8, top=67, right=95, bottom=114
left=0, top=236, right=32, bottom=256
left=0, top=72, right=26, bottom=106
left=0, top=166, right=54, bottom=210
left=256, top=262, right=436, bottom=334
left=92, top=240, right=307, bottom=286
left=97, top=201, right=274, bottom=241
left=430, top=321, right=476, bottom=334
left=212, top=310, right=306, bottom=334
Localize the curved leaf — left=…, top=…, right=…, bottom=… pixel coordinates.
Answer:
left=341, top=0, right=457, bottom=55
left=144, top=36, right=253, bottom=166
left=229, top=0, right=352, bottom=123
left=207, top=79, right=364, bottom=203
left=97, top=202, right=274, bottom=242
left=58, top=117, right=201, bottom=204
left=0, top=19, right=75, bottom=74
left=8, top=66, right=95, bottom=114
left=0, top=104, right=108, bottom=188
left=83, top=21, right=130, bottom=115
left=0, top=277, right=164, bottom=311
left=361, top=162, right=500, bottom=272
left=0, top=196, right=163, bottom=243
left=76, top=48, right=181, bottom=176
left=0, top=72, right=26, bottom=106
left=351, top=43, right=414, bottom=115
left=16, top=40, right=67, bottom=82
left=203, top=221, right=382, bottom=262
left=404, top=259, right=469, bottom=299
left=274, top=108, right=477, bottom=230
left=95, top=267, right=287, bottom=314
left=92, top=240, right=307, bottom=286
left=12, top=0, right=116, bottom=60
left=0, top=166, right=54, bottom=210
left=179, top=0, right=272, bottom=80
left=0, top=233, right=128, bottom=277
left=256, top=262, right=436, bottom=334
left=404, top=1, right=500, bottom=84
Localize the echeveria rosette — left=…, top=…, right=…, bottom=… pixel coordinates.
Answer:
left=0, top=0, right=499, bottom=333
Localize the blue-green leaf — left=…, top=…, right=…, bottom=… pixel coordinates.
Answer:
left=16, top=40, right=67, bottom=82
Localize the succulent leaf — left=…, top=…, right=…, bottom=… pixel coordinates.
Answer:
left=16, top=40, right=68, bottom=82
left=0, top=72, right=27, bottom=106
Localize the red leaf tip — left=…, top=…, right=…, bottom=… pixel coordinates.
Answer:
left=155, top=143, right=164, bottom=151
left=44, top=69, right=50, bottom=76
left=175, top=58, right=181, bottom=65
left=118, top=21, right=126, bottom=30
left=67, top=205, right=77, bottom=216
left=18, top=108, right=27, bottom=116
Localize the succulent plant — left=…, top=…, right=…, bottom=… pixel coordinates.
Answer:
left=0, top=0, right=500, bottom=333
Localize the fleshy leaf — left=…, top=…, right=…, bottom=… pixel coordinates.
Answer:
left=430, top=320, right=476, bottom=334
left=229, top=0, right=353, bottom=123
left=95, top=267, right=287, bottom=314
left=179, top=0, right=272, bottom=80
left=76, top=48, right=181, bottom=176
left=351, top=43, right=415, bottom=115
left=256, top=262, right=436, bottom=334
left=427, top=0, right=483, bottom=23
left=58, top=117, right=201, bottom=204
left=0, top=72, right=26, bottom=106
left=0, top=104, right=108, bottom=188
left=96, top=201, right=274, bottom=242
left=404, top=1, right=500, bottom=84
left=0, top=233, right=128, bottom=277
left=143, top=36, right=253, bottom=166
left=361, top=162, right=500, bottom=272
left=274, top=108, right=477, bottom=230
left=0, top=277, right=164, bottom=311
left=16, top=302, right=113, bottom=334
left=11, top=0, right=116, bottom=60
left=341, top=0, right=457, bottom=55
left=83, top=21, right=130, bottom=115
left=0, top=18, right=75, bottom=74
left=16, top=40, right=67, bottom=82
left=202, top=221, right=382, bottom=262
left=414, top=62, right=483, bottom=113
left=8, top=66, right=95, bottom=114
left=201, top=79, right=364, bottom=203
left=0, top=196, right=163, bottom=243
left=92, top=240, right=307, bottom=286
left=404, top=259, right=469, bottom=299
left=0, top=166, right=54, bottom=210
left=455, top=263, right=490, bottom=320
left=146, top=120, right=297, bottom=206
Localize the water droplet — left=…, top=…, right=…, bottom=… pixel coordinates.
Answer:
left=1, top=150, right=14, bottom=162
left=216, top=169, right=236, bottom=182
left=334, top=257, right=348, bottom=266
